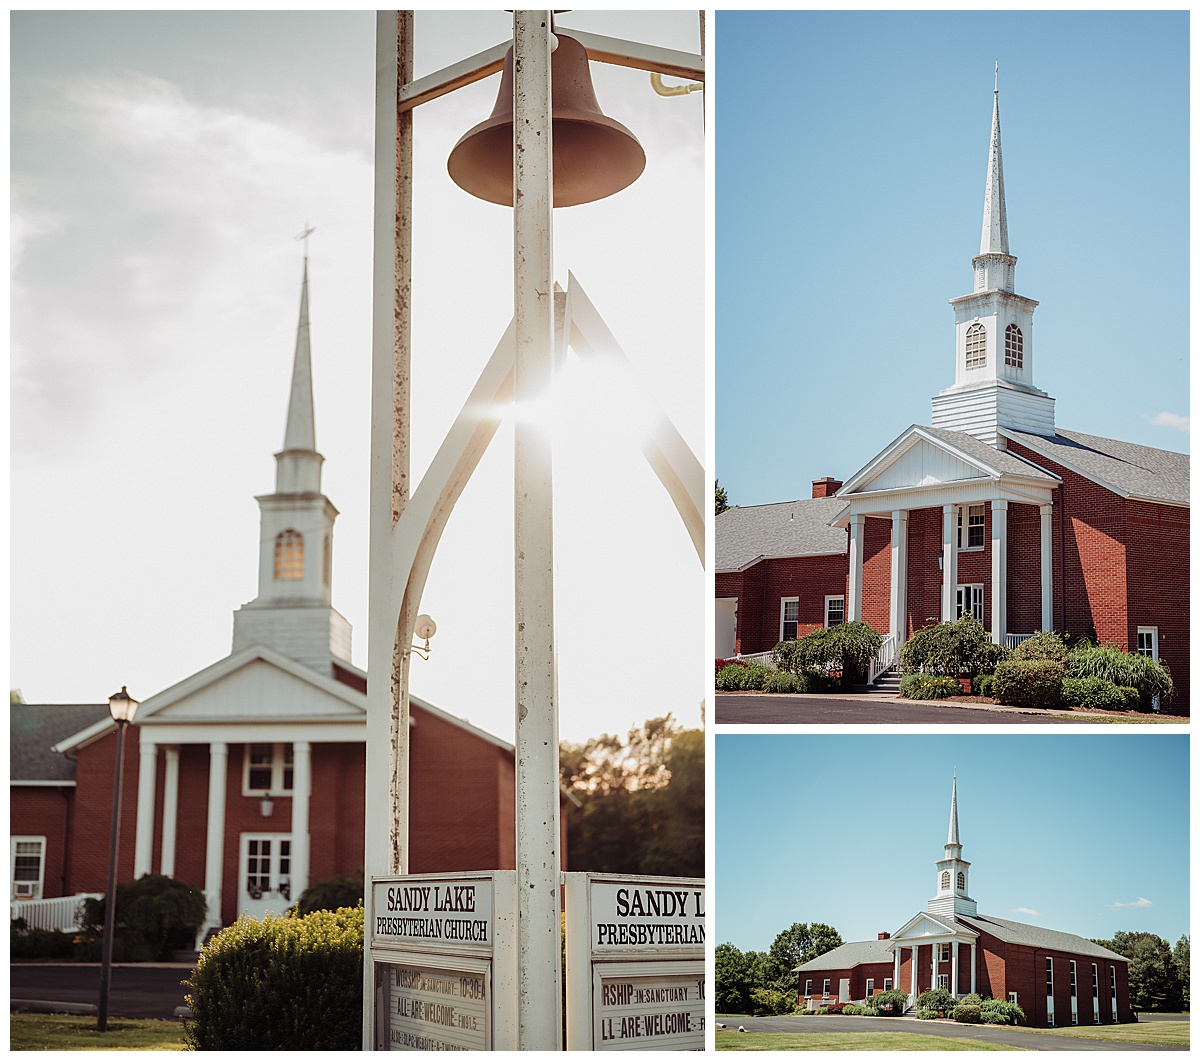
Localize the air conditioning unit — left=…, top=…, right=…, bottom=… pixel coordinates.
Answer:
left=13, top=882, right=37, bottom=899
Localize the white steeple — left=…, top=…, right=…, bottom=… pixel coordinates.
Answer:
left=928, top=772, right=977, bottom=918
left=232, top=256, right=353, bottom=674
left=932, top=69, right=1055, bottom=447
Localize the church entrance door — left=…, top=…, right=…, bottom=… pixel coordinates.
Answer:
left=839, top=978, right=850, bottom=1003
left=238, top=833, right=294, bottom=920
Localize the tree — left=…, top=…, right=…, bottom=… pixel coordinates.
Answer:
left=1094, top=931, right=1182, bottom=1012
left=715, top=480, right=729, bottom=515
left=1173, top=936, right=1189, bottom=1011
left=773, top=622, right=882, bottom=689
left=900, top=614, right=1006, bottom=680
left=715, top=942, right=751, bottom=1014
left=769, top=922, right=844, bottom=972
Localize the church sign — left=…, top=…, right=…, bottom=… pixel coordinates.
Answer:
left=564, top=873, right=705, bottom=1050
left=369, top=872, right=517, bottom=1051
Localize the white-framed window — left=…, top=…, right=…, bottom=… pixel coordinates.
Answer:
left=1008, top=991, right=1018, bottom=1006
left=1004, top=323, right=1023, bottom=368
left=1136, top=626, right=1158, bottom=659
left=957, top=871, right=965, bottom=890
left=1110, top=966, right=1117, bottom=1021
left=804, top=979, right=812, bottom=997
left=273, top=529, right=304, bottom=580
left=940, top=870, right=950, bottom=891
left=866, top=978, right=875, bottom=995
left=936, top=974, right=949, bottom=989
left=824, top=595, right=845, bottom=627
left=884, top=978, right=893, bottom=992
left=780, top=597, right=799, bottom=642
left=242, top=833, right=292, bottom=902
left=939, top=943, right=950, bottom=962
left=1046, top=956, right=1055, bottom=1026
left=11, top=836, right=46, bottom=900
left=822, top=979, right=830, bottom=996
left=1092, top=963, right=1100, bottom=1024
left=965, top=322, right=987, bottom=369
left=243, top=743, right=294, bottom=795
left=956, top=584, right=984, bottom=622
left=957, top=504, right=985, bottom=550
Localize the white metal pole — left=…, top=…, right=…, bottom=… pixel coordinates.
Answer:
left=512, top=10, right=561, bottom=1050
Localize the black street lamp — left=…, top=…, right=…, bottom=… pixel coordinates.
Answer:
left=97, top=685, right=138, bottom=1033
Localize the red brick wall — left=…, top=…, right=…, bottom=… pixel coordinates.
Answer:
left=1125, top=499, right=1189, bottom=706
left=67, top=725, right=141, bottom=895
left=1007, top=502, right=1043, bottom=635
left=309, top=743, right=366, bottom=884
left=172, top=744, right=211, bottom=891
left=10, top=786, right=73, bottom=899
left=797, top=961, right=893, bottom=1006
left=722, top=554, right=850, bottom=655
left=905, top=509, right=944, bottom=634
left=861, top=517, right=891, bottom=634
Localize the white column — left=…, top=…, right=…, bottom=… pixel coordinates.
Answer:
left=991, top=500, right=1008, bottom=645
left=952, top=939, right=960, bottom=997
left=1040, top=503, right=1054, bottom=631
left=942, top=504, right=958, bottom=621
left=847, top=514, right=865, bottom=622
left=133, top=739, right=157, bottom=877
left=889, top=510, right=908, bottom=643
left=970, top=943, right=977, bottom=995
left=513, top=12, right=561, bottom=1051
left=160, top=746, right=180, bottom=878
left=893, top=947, right=900, bottom=992
left=291, top=741, right=312, bottom=899
left=200, top=742, right=228, bottom=945
left=911, top=945, right=919, bottom=998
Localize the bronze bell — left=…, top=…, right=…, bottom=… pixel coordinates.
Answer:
left=448, top=33, right=646, bottom=208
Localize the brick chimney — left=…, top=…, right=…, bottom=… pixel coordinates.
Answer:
left=877, top=931, right=890, bottom=940
left=812, top=477, right=843, bottom=499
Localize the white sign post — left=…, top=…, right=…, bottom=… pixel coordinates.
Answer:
left=369, top=872, right=517, bottom=1051
left=564, top=873, right=706, bottom=1050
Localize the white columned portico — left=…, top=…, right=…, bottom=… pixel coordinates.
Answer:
left=889, top=510, right=908, bottom=643
left=941, top=504, right=958, bottom=620
left=951, top=939, right=960, bottom=996
left=910, top=944, right=919, bottom=998
left=1040, top=503, right=1054, bottom=630
left=291, top=740, right=312, bottom=898
left=970, top=943, right=977, bottom=994
left=990, top=500, right=1008, bottom=644
left=893, top=947, right=901, bottom=992
left=847, top=514, right=865, bottom=622
left=133, top=740, right=157, bottom=877
left=160, top=746, right=180, bottom=878
left=201, top=742, right=228, bottom=943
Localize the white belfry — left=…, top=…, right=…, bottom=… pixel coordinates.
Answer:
left=927, top=773, right=977, bottom=918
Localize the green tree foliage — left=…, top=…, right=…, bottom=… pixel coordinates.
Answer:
left=1010, top=629, right=1070, bottom=663
left=773, top=621, right=882, bottom=688
left=715, top=942, right=752, bottom=1014
left=1173, top=936, right=1189, bottom=1011
left=80, top=873, right=207, bottom=961
left=1094, top=931, right=1186, bottom=1012
left=560, top=715, right=702, bottom=878
left=716, top=923, right=844, bottom=1016
left=916, top=987, right=956, bottom=1016
left=715, top=480, right=730, bottom=515
left=769, top=922, right=843, bottom=971
left=899, top=614, right=1006, bottom=679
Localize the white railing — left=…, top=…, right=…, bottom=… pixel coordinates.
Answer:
left=733, top=650, right=775, bottom=665
left=1006, top=632, right=1034, bottom=649
left=869, top=633, right=898, bottom=684
left=11, top=892, right=100, bottom=933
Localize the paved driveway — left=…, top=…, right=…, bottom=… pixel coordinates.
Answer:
left=11, top=963, right=193, bottom=1020
left=718, top=1013, right=1187, bottom=1050
left=715, top=693, right=1096, bottom=725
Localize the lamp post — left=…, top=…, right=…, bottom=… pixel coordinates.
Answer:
left=97, top=685, right=138, bottom=1033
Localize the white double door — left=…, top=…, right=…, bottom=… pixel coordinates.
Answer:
left=238, top=832, right=294, bottom=920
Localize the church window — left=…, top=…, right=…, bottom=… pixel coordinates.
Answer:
left=866, top=978, right=874, bottom=995
left=957, top=871, right=965, bottom=890
left=939, top=944, right=950, bottom=962
left=804, top=979, right=812, bottom=997
left=244, top=743, right=294, bottom=795
left=274, top=530, right=304, bottom=580
left=780, top=598, right=799, bottom=641
left=822, top=979, right=830, bottom=996
left=1004, top=323, right=1023, bottom=368
left=936, top=974, right=949, bottom=989
left=1070, top=961, right=1077, bottom=996
left=940, top=871, right=950, bottom=890
left=11, top=837, right=45, bottom=900
left=957, top=505, right=985, bottom=550
left=956, top=584, right=984, bottom=623
left=965, top=323, right=987, bottom=369
left=323, top=534, right=332, bottom=588
left=824, top=595, right=845, bottom=627
left=884, top=978, right=893, bottom=992
left=1046, top=956, right=1054, bottom=994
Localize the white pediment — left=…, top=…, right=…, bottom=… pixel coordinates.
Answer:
left=890, top=911, right=978, bottom=943
left=846, top=435, right=993, bottom=495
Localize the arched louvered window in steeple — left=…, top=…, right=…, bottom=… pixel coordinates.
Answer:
left=957, top=871, right=966, bottom=891
left=940, top=870, right=950, bottom=890
left=274, top=529, right=304, bottom=580
left=965, top=323, right=987, bottom=370
left=1004, top=323, right=1023, bottom=368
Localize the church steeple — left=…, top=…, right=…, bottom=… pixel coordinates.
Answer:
left=928, top=772, right=977, bottom=918
left=932, top=70, right=1054, bottom=446
left=232, top=256, right=353, bottom=674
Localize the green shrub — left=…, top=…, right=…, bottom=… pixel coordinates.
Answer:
left=980, top=998, right=1025, bottom=1025
left=1011, top=630, right=1069, bottom=663
left=900, top=673, right=962, bottom=700
left=993, top=659, right=1063, bottom=708
left=866, top=988, right=909, bottom=1016
left=958, top=993, right=983, bottom=1007
left=10, top=924, right=75, bottom=959
left=1116, top=685, right=1142, bottom=710
left=1061, top=675, right=1134, bottom=711
left=900, top=615, right=1006, bottom=680
left=184, top=905, right=363, bottom=1050
left=971, top=673, right=994, bottom=697
left=916, top=987, right=956, bottom=1015
left=773, top=622, right=882, bottom=688
left=953, top=1003, right=982, bottom=1024
left=1067, top=643, right=1173, bottom=709
left=917, top=1009, right=940, bottom=1020
left=841, top=1004, right=861, bottom=1015
left=295, top=874, right=364, bottom=917
left=80, top=874, right=207, bottom=962
left=716, top=659, right=774, bottom=691
left=763, top=670, right=808, bottom=694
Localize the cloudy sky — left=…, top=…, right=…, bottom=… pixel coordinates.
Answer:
left=11, top=11, right=705, bottom=746
left=716, top=10, right=1189, bottom=507
left=716, top=734, right=1190, bottom=953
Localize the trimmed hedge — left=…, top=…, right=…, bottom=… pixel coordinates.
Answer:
left=184, top=905, right=363, bottom=1050
left=917, top=1009, right=940, bottom=1020
left=992, top=659, right=1063, bottom=708
left=953, top=1003, right=982, bottom=1024
left=296, top=874, right=364, bottom=917
left=763, top=670, right=809, bottom=694
left=900, top=673, right=962, bottom=700
left=10, top=924, right=75, bottom=959
left=1011, top=630, right=1069, bottom=663
left=1061, top=676, right=1139, bottom=711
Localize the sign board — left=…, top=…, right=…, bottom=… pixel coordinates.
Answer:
left=564, top=873, right=705, bottom=1051
left=368, top=872, right=516, bottom=1051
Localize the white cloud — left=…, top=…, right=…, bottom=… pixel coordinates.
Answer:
left=1011, top=907, right=1039, bottom=916
left=1150, top=411, right=1189, bottom=431
left=1110, top=897, right=1153, bottom=909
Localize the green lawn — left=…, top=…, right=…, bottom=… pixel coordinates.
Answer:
left=10, top=1015, right=188, bottom=1051
left=716, top=1030, right=1019, bottom=1051
left=1018, top=1021, right=1189, bottom=1047
left=1042, top=713, right=1187, bottom=725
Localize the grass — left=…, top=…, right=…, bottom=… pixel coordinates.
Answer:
left=1016, top=1021, right=1189, bottom=1046
left=1041, top=713, right=1187, bottom=725
left=716, top=1030, right=1019, bottom=1050
left=10, top=1014, right=188, bottom=1051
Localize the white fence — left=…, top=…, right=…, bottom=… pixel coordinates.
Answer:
left=868, top=633, right=898, bottom=684
left=1005, top=632, right=1034, bottom=649
left=11, top=892, right=100, bottom=933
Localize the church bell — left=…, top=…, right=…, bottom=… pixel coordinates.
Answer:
left=447, top=33, right=646, bottom=208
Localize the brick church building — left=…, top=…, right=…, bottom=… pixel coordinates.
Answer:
left=11, top=261, right=567, bottom=942
left=794, top=777, right=1131, bottom=1027
left=715, top=85, right=1189, bottom=710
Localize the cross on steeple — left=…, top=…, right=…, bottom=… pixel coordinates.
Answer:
left=295, top=223, right=316, bottom=258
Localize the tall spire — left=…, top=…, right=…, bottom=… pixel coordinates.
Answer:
left=283, top=257, right=316, bottom=453
left=979, top=63, right=1009, bottom=256
left=947, top=770, right=960, bottom=848
left=928, top=770, right=976, bottom=918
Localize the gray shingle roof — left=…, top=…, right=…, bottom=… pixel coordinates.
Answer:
left=961, top=913, right=1129, bottom=961
left=914, top=425, right=1060, bottom=482
left=716, top=497, right=846, bottom=573
left=11, top=703, right=110, bottom=782
left=794, top=938, right=893, bottom=972
left=1003, top=428, right=1189, bottom=507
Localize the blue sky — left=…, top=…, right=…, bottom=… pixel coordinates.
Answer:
left=715, top=10, right=1189, bottom=507
left=715, top=734, right=1189, bottom=954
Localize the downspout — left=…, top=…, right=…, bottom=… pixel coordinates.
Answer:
left=1057, top=484, right=1065, bottom=633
